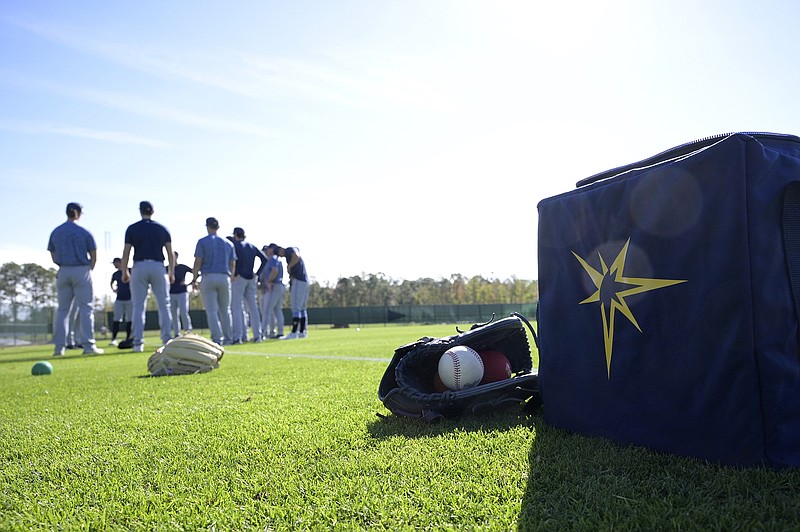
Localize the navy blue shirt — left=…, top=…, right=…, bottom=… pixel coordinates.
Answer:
left=170, top=264, right=193, bottom=294
left=285, top=247, right=308, bottom=282
left=233, top=240, right=266, bottom=280
left=124, top=219, right=171, bottom=262
left=111, top=270, right=131, bottom=300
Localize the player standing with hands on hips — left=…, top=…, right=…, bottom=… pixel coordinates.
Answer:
left=275, top=245, right=308, bottom=339
left=47, top=202, right=104, bottom=356
left=120, top=201, right=175, bottom=353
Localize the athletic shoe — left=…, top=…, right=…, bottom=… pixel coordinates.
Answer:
left=53, top=348, right=65, bottom=357
left=299, top=331, right=308, bottom=338
left=132, top=345, right=144, bottom=353
left=252, top=336, right=262, bottom=343
left=110, top=339, right=119, bottom=346
left=282, top=332, right=298, bottom=340
left=232, top=339, right=243, bottom=345
left=83, top=345, right=105, bottom=355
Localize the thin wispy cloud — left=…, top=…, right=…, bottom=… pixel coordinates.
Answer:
left=0, top=119, right=170, bottom=147
left=6, top=15, right=457, bottom=116
left=239, top=51, right=460, bottom=114
left=63, top=86, right=279, bottom=138
left=0, top=69, right=278, bottom=138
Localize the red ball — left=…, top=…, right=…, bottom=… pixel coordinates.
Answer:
left=433, top=370, right=447, bottom=393
left=479, top=349, right=512, bottom=384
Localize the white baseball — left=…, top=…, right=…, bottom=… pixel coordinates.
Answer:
left=438, top=345, right=484, bottom=391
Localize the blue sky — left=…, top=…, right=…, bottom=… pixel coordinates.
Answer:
left=2, top=1, right=799, bottom=298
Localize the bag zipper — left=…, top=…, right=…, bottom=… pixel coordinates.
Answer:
left=576, top=132, right=800, bottom=188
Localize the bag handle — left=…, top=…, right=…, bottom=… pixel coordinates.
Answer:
left=782, top=181, right=800, bottom=338
left=512, top=311, right=539, bottom=350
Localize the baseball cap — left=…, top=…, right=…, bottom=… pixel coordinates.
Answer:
left=139, top=201, right=154, bottom=214
left=206, top=217, right=219, bottom=229
left=112, top=257, right=121, bottom=263
left=66, top=202, right=83, bottom=215
left=233, top=227, right=245, bottom=238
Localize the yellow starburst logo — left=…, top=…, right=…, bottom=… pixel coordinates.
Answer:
left=573, top=238, right=687, bottom=379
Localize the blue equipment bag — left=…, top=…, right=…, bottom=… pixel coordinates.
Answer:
left=537, top=132, right=800, bottom=468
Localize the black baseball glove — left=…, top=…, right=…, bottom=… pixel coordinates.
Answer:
left=378, top=313, right=540, bottom=422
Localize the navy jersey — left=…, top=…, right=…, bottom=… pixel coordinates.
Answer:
left=233, top=240, right=266, bottom=279
left=111, top=270, right=131, bottom=300
left=170, top=264, right=193, bottom=294
left=124, top=219, right=171, bottom=262
left=284, top=247, right=307, bottom=282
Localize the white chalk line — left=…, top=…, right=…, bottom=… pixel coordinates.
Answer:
left=233, top=350, right=391, bottom=363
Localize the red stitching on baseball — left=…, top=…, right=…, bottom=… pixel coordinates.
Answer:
left=451, top=352, right=461, bottom=388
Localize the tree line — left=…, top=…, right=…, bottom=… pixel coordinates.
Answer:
left=0, top=262, right=538, bottom=321
left=307, top=273, right=538, bottom=307
left=0, top=262, right=58, bottom=324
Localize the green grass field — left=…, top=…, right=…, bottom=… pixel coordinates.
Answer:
left=2, top=324, right=800, bottom=531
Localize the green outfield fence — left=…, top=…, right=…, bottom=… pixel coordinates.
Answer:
left=123, top=303, right=538, bottom=331
left=301, top=303, right=539, bottom=327
left=0, top=304, right=538, bottom=347
left=0, top=310, right=109, bottom=347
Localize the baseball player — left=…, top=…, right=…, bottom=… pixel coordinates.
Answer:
left=230, top=227, right=266, bottom=343
left=274, top=245, right=308, bottom=339
left=192, top=217, right=237, bottom=345
left=109, top=257, right=132, bottom=346
left=169, top=251, right=194, bottom=338
left=47, top=202, right=104, bottom=356
left=120, top=201, right=175, bottom=353
left=259, top=244, right=286, bottom=339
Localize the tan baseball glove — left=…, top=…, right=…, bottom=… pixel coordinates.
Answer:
left=147, top=334, right=225, bottom=376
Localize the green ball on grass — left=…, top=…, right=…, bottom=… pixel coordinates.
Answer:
left=32, top=361, right=53, bottom=376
